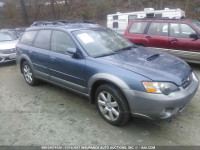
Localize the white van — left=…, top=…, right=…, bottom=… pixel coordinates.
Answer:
left=107, top=8, right=185, bottom=34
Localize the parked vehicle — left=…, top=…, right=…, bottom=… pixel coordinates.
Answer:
left=0, top=29, right=19, bottom=39
left=0, top=28, right=26, bottom=39
left=0, top=32, right=18, bottom=63
left=124, top=19, right=200, bottom=64
left=107, top=8, right=185, bottom=34
left=16, top=21, right=199, bottom=125
left=15, top=27, right=27, bottom=38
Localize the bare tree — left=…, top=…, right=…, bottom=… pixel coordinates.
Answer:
left=51, top=0, right=56, bottom=20
left=20, top=0, right=29, bottom=24
left=34, top=0, right=41, bottom=20
left=160, top=0, right=164, bottom=9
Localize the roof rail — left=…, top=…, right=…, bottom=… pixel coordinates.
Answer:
left=131, top=17, right=187, bottom=21
left=57, top=20, right=96, bottom=24
left=31, top=20, right=96, bottom=27
left=31, top=21, right=65, bottom=27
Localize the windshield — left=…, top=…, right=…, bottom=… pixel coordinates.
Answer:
left=191, top=21, right=200, bottom=31
left=0, top=32, right=16, bottom=42
left=73, top=29, right=133, bottom=57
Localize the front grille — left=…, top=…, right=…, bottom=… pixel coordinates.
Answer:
left=182, top=73, right=192, bottom=89
left=0, top=49, right=15, bottom=54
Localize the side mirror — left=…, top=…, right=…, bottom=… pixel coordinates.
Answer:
left=66, top=48, right=77, bottom=55
left=190, top=34, right=199, bottom=39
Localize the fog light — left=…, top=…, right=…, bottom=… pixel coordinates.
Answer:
left=160, top=109, right=166, bottom=115
left=160, top=108, right=173, bottom=119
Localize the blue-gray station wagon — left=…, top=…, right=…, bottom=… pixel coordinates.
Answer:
left=16, top=21, right=199, bottom=125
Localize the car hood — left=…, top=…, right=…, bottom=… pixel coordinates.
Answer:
left=97, top=47, right=192, bottom=86
left=0, top=40, right=18, bottom=50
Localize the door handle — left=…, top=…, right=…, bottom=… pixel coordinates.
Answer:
left=145, top=36, right=152, bottom=39
left=171, top=38, right=178, bottom=42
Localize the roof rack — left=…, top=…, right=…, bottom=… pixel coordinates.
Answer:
left=31, top=20, right=96, bottom=27
left=31, top=21, right=64, bottom=27
left=132, top=17, right=187, bottom=20
left=57, top=20, right=96, bottom=24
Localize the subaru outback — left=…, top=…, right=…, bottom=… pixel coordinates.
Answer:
left=16, top=21, right=199, bottom=125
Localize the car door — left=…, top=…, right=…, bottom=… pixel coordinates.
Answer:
left=31, top=30, right=52, bottom=79
left=169, top=23, right=200, bottom=51
left=143, top=22, right=170, bottom=52
left=48, top=30, right=87, bottom=93
left=168, top=23, right=200, bottom=61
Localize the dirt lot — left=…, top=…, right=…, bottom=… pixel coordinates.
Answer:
left=0, top=61, right=200, bottom=146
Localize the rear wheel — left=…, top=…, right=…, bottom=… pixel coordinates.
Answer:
left=22, top=61, right=38, bottom=85
left=95, top=84, right=130, bottom=126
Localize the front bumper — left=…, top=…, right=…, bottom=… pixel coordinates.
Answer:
left=0, top=53, right=16, bottom=63
left=124, top=73, right=199, bottom=120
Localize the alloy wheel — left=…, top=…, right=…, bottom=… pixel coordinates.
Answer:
left=97, top=91, right=120, bottom=121
left=23, top=65, right=33, bottom=84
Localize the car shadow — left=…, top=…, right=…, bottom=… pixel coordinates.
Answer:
left=188, top=62, right=200, bottom=71
left=42, top=81, right=172, bottom=130
left=0, top=61, right=16, bottom=67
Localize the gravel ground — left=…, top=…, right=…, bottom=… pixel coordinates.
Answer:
left=0, top=61, right=200, bottom=146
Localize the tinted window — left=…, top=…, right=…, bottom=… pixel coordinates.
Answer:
left=170, top=23, right=196, bottom=38
left=20, top=31, right=37, bottom=45
left=51, top=31, right=76, bottom=54
left=129, top=22, right=148, bottom=34
left=147, top=22, right=168, bottom=36
left=113, top=22, right=118, bottom=28
left=34, top=30, right=51, bottom=49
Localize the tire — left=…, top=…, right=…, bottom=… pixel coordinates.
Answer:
left=95, top=84, right=130, bottom=126
left=22, top=61, right=38, bottom=86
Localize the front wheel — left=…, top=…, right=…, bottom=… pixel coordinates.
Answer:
left=95, top=84, right=130, bottom=126
left=22, top=61, right=38, bottom=85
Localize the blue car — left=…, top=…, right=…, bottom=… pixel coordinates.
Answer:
left=16, top=21, right=199, bottom=125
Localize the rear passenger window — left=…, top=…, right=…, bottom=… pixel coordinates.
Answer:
left=51, top=31, right=76, bottom=54
left=20, top=31, right=37, bottom=45
left=147, top=23, right=169, bottom=36
left=34, top=30, right=51, bottom=49
left=129, top=22, right=148, bottom=34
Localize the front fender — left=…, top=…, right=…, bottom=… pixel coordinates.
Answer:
left=88, top=73, right=131, bottom=101
left=88, top=73, right=130, bottom=90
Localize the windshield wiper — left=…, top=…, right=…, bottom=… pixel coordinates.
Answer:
left=116, top=45, right=138, bottom=53
left=95, top=45, right=138, bottom=58
left=95, top=52, right=116, bottom=58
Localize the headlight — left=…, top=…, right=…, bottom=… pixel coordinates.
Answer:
left=142, top=82, right=179, bottom=95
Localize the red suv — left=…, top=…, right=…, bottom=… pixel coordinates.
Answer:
left=124, top=19, right=200, bottom=64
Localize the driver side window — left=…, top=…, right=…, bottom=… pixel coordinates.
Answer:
left=51, top=31, right=76, bottom=54
left=170, top=23, right=196, bottom=38
left=180, top=24, right=196, bottom=38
